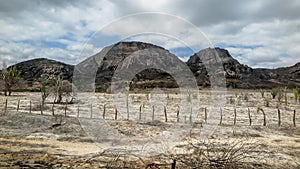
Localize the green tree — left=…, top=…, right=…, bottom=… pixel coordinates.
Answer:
left=53, top=75, right=63, bottom=103
left=56, top=80, right=73, bottom=104
left=0, top=66, right=21, bottom=96
left=283, top=87, right=288, bottom=105
left=271, top=88, right=278, bottom=99
left=40, top=74, right=52, bottom=108
left=294, top=87, right=300, bottom=102
left=260, top=88, right=265, bottom=98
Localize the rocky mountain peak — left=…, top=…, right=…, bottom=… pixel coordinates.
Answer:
left=187, top=47, right=239, bottom=65
left=100, top=41, right=166, bottom=70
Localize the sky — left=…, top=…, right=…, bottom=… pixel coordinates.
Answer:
left=0, top=0, right=300, bottom=69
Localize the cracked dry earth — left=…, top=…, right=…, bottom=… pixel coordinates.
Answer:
left=0, top=91, right=300, bottom=168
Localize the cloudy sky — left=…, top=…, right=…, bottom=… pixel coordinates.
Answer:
left=0, top=0, right=299, bottom=69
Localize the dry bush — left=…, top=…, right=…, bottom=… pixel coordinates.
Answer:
left=177, top=138, right=261, bottom=169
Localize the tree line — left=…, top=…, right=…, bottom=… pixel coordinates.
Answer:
left=0, top=63, right=74, bottom=107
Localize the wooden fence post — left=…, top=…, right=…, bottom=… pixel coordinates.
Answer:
left=139, top=105, right=142, bottom=121
left=152, top=105, right=155, bottom=121
left=102, top=104, right=106, bottom=119
left=52, top=103, right=55, bottom=116
left=65, top=104, right=67, bottom=117
left=189, top=107, right=192, bottom=123
left=40, top=102, right=43, bottom=115
left=293, top=110, right=296, bottom=127
left=4, top=99, right=7, bottom=115
left=114, top=107, right=118, bottom=120
left=261, top=109, right=266, bottom=126
left=248, top=108, right=252, bottom=126
left=234, top=108, right=237, bottom=125
left=204, top=107, right=207, bottom=123
left=277, top=109, right=281, bottom=127
left=103, top=104, right=106, bottom=119
left=17, top=100, right=20, bottom=112
left=29, top=100, right=31, bottom=114
left=77, top=104, right=80, bottom=118
left=90, top=104, right=93, bottom=118
left=219, top=108, right=223, bottom=125
left=164, top=105, right=167, bottom=122
left=176, top=108, right=180, bottom=122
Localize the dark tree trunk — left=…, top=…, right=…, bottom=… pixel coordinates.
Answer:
left=57, top=94, right=62, bottom=103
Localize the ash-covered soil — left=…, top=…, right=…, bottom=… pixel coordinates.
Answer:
left=0, top=91, right=300, bottom=168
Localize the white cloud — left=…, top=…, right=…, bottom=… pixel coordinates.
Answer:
left=0, top=0, right=299, bottom=69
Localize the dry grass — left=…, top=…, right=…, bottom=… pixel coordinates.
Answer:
left=176, top=138, right=266, bottom=169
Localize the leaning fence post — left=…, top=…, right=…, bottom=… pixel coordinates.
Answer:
left=77, top=104, right=80, bottom=118
left=278, top=109, right=281, bottom=127
left=293, top=110, right=296, bottom=127
left=52, top=103, right=55, bottom=116
left=258, top=108, right=266, bottom=126
left=103, top=104, right=106, bottom=119
left=114, top=107, right=118, bottom=120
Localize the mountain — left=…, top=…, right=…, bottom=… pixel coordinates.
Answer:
left=187, top=47, right=300, bottom=88
left=6, top=41, right=300, bottom=90
left=187, top=47, right=253, bottom=88
left=74, top=41, right=178, bottom=92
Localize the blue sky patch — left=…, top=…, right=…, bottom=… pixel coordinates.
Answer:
left=215, top=44, right=263, bottom=50
left=80, top=20, right=87, bottom=27
left=59, top=32, right=76, bottom=41
left=169, top=47, right=195, bottom=58
left=40, top=40, right=67, bottom=49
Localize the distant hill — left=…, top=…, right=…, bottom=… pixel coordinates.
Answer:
left=7, top=41, right=300, bottom=90
left=12, top=58, right=74, bottom=87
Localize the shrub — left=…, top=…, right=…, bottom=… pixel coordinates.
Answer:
left=270, top=88, right=278, bottom=99
left=264, top=97, right=271, bottom=107
left=260, top=88, right=265, bottom=98
left=178, top=138, right=258, bottom=169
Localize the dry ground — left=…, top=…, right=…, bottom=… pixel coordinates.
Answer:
left=0, top=89, right=299, bottom=168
